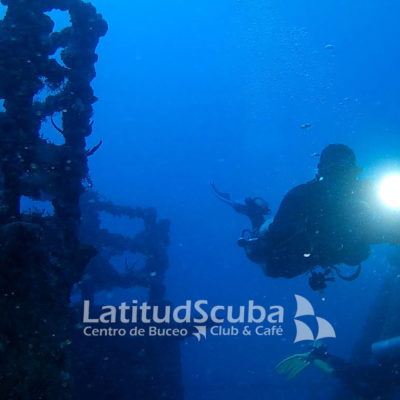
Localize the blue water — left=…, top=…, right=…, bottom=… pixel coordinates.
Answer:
left=32, top=1, right=400, bottom=398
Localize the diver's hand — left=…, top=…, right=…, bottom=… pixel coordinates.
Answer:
left=210, top=181, right=231, bottom=201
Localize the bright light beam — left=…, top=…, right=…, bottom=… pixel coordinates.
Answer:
left=379, top=174, right=400, bottom=209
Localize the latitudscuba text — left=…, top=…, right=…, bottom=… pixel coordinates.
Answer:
left=83, top=300, right=284, bottom=324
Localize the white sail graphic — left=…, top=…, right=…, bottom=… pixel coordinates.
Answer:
left=316, top=317, right=336, bottom=340
left=193, top=326, right=207, bottom=341
left=294, top=294, right=315, bottom=318
left=294, top=319, right=315, bottom=343
left=293, top=295, right=337, bottom=343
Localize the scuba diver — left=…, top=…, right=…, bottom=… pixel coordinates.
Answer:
left=276, top=338, right=400, bottom=399
left=213, top=144, right=400, bottom=290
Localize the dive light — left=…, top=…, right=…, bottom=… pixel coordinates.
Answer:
left=379, top=173, right=400, bottom=210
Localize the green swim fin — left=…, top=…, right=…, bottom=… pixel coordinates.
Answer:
left=275, top=352, right=312, bottom=380
left=276, top=341, right=335, bottom=380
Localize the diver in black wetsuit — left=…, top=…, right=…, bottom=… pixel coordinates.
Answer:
left=213, top=144, right=400, bottom=290
left=276, top=339, right=400, bottom=400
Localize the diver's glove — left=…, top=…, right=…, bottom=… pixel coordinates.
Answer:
left=275, top=342, right=334, bottom=380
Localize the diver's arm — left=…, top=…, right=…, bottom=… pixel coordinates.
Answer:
left=210, top=181, right=235, bottom=206
left=211, top=182, right=250, bottom=213
left=211, top=182, right=270, bottom=230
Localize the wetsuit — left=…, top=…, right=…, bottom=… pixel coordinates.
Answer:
left=261, top=178, right=373, bottom=278
left=319, top=351, right=400, bottom=399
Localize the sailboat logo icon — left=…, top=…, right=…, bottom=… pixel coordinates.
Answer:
left=293, top=295, right=336, bottom=343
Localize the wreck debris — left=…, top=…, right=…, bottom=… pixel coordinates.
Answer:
left=0, top=1, right=106, bottom=398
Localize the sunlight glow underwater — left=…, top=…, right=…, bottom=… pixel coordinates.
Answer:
left=379, top=174, right=400, bottom=209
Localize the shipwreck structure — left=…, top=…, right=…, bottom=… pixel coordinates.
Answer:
left=0, top=0, right=107, bottom=398
left=0, top=1, right=184, bottom=399
left=72, top=191, right=183, bottom=400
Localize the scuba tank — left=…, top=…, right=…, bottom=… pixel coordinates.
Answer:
left=372, top=336, right=400, bottom=362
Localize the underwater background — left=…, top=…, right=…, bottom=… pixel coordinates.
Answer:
left=2, top=0, right=400, bottom=399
